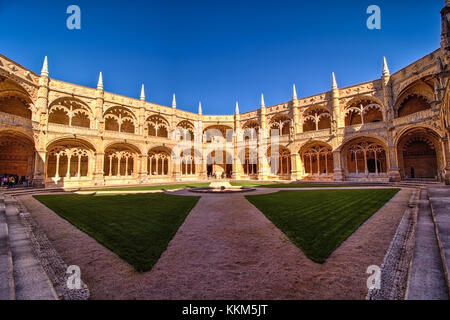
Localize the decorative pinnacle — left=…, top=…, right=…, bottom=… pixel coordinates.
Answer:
left=382, top=57, right=390, bottom=77
left=198, top=101, right=202, bottom=115
left=331, top=72, right=338, bottom=90
left=97, top=72, right=103, bottom=90
left=140, top=84, right=145, bottom=101
left=235, top=101, right=240, bottom=115
left=41, top=56, right=49, bottom=76
left=261, top=93, right=265, bottom=108
left=292, top=84, right=297, bottom=100
left=172, top=93, right=176, bottom=108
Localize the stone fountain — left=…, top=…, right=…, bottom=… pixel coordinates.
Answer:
left=188, top=181, right=255, bottom=194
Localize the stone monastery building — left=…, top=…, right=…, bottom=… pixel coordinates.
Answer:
left=1, top=3, right=450, bottom=188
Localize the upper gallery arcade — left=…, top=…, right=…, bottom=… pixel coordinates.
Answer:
left=1, top=3, right=449, bottom=188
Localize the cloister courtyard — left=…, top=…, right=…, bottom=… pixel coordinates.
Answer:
left=14, top=182, right=408, bottom=299
left=0, top=0, right=449, bottom=302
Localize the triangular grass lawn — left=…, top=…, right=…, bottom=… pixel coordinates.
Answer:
left=246, top=189, right=399, bottom=263
left=34, top=193, right=200, bottom=272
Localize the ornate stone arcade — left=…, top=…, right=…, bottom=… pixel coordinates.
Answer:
left=0, top=2, right=449, bottom=187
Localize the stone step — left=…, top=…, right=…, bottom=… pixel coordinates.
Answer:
left=3, top=196, right=58, bottom=300
left=0, top=196, right=15, bottom=300
left=428, top=186, right=450, bottom=299
left=406, top=188, right=448, bottom=300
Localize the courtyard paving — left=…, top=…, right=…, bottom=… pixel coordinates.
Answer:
left=18, top=187, right=410, bottom=300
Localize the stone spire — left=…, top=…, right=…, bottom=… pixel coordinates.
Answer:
left=97, top=72, right=103, bottom=90
left=41, top=56, right=49, bottom=77
left=382, top=57, right=390, bottom=77
left=235, top=101, right=240, bottom=114
left=331, top=72, right=338, bottom=90
left=172, top=93, right=176, bottom=109
left=198, top=101, right=202, bottom=115
left=260, top=93, right=265, bottom=108
left=292, top=84, right=298, bottom=100
left=140, top=84, right=145, bottom=101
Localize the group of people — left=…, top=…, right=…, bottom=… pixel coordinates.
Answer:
left=0, top=174, right=29, bottom=188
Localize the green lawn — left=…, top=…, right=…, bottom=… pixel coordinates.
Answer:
left=246, top=189, right=399, bottom=263
left=231, top=182, right=372, bottom=188
left=87, top=183, right=210, bottom=192
left=34, top=193, right=200, bottom=272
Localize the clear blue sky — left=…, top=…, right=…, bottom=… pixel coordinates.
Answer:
left=0, top=0, right=443, bottom=114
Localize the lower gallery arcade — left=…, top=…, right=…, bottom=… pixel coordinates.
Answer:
left=0, top=127, right=444, bottom=188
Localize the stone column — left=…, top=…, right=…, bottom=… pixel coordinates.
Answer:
left=139, top=155, right=148, bottom=183
left=93, top=152, right=105, bottom=186
left=387, top=145, right=401, bottom=182
left=441, top=137, right=450, bottom=184
left=332, top=150, right=344, bottom=181
left=32, top=150, right=46, bottom=188
left=290, top=152, right=301, bottom=180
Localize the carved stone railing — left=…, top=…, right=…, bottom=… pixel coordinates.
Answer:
left=297, top=129, right=331, bottom=140
left=103, top=130, right=141, bottom=140
left=47, top=123, right=96, bottom=136
left=344, top=121, right=386, bottom=134
left=392, top=109, right=436, bottom=127
left=0, top=111, right=34, bottom=128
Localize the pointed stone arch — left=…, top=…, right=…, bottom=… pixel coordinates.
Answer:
left=340, top=136, right=388, bottom=181
left=103, top=142, right=141, bottom=178
left=303, top=106, right=332, bottom=132
left=104, top=106, right=137, bottom=133
left=269, top=114, right=291, bottom=136
left=0, top=130, right=36, bottom=180
left=344, top=96, right=384, bottom=126
left=394, top=79, right=434, bottom=118
left=146, top=114, right=170, bottom=138
left=0, top=77, right=34, bottom=120
left=299, top=141, right=334, bottom=178
left=46, top=138, right=96, bottom=185
left=49, top=97, right=93, bottom=128
left=396, top=127, right=443, bottom=180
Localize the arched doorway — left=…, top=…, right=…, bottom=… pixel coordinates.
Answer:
left=397, top=128, right=440, bottom=180
left=0, top=132, right=36, bottom=184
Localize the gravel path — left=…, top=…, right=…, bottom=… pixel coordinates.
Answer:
left=18, top=187, right=411, bottom=300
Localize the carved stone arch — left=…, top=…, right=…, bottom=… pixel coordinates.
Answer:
left=344, top=96, right=384, bottom=126
left=393, top=123, right=443, bottom=147
left=173, top=120, right=195, bottom=141
left=396, top=127, right=443, bottom=180
left=266, top=145, right=291, bottom=177
left=103, top=142, right=141, bottom=177
left=338, top=134, right=389, bottom=152
left=203, top=125, right=233, bottom=143
left=0, top=129, right=36, bottom=179
left=145, top=114, right=170, bottom=138
left=103, top=141, right=142, bottom=155
left=0, top=77, right=34, bottom=119
left=339, top=136, right=389, bottom=178
left=299, top=141, right=334, bottom=177
left=242, top=119, right=260, bottom=130
left=103, top=106, right=137, bottom=133
left=269, top=113, right=292, bottom=136
left=147, top=145, right=172, bottom=176
left=46, top=136, right=97, bottom=153
left=49, top=97, right=93, bottom=128
left=46, top=137, right=96, bottom=180
left=302, top=105, right=332, bottom=132
left=394, top=80, right=435, bottom=118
